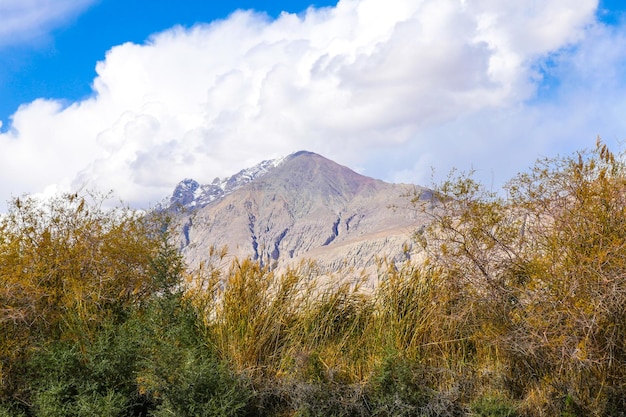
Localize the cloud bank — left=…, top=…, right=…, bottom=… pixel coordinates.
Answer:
left=2, top=0, right=625, bottom=209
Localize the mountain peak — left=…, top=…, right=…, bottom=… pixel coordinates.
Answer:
left=167, top=150, right=371, bottom=211
left=170, top=178, right=200, bottom=207
left=166, top=151, right=432, bottom=275
left=289, top=150, right=317, bottom=158
left=260, top=150, right=380, bottom=199
left=167, top=154, right=289, bottom=210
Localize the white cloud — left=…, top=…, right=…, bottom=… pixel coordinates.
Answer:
left=0, top=0, right=96, bottom=47
left=2, top=0, right=622, bottom=210
left=383, top=20, right=626, bottom=191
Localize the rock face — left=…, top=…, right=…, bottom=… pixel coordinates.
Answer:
left=167, top=151, right=433, bottom=277
left=169, top=157, right=285, bottom=211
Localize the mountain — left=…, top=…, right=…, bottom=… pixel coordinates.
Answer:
left=167, top=151, right=433, bottom=280
left=168, top=156, right=285, bottom=210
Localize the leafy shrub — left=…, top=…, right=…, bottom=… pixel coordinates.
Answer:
left=150, top=349, right=250, bottom=417
left=470, top=395, right=517, bottom=417
left=136, top=287, right=252, bottom=417
left=26, top=321, right=144, bottom=417
left=365, top=355, right=432, bottom=416
left=0, top=403, right=26, bottom=417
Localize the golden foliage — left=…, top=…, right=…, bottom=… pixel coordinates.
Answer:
left=0, top=192, right=172, bottom=394
left=414, top=139, right=626, bottom=415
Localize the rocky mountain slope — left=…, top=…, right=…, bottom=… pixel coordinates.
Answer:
left=166, top=151, right=433, bottom=279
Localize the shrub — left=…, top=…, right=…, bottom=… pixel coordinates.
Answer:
left=149, top=349, right=250, bottom=417
left=26, top=319, right=144, bottom=417
left=415, top=139, right=626, bottom=414
left=365, top=354, right=432, bottom=417
left=138, top=294, right=252, bottom=417
left=470, top=395, right=517, bottom=417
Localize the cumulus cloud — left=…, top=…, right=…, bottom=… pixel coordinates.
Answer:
left=387, top=17, right=626, bottom=189
left=0, top=0, right=96, bottom=47
left=2, top=0, right=621, bottom=210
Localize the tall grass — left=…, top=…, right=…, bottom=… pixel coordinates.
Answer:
left=182, top=255, right=483, bottom=416
left=185, top=201, right=626, bottom=416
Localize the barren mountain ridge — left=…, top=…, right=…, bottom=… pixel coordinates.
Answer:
left=167, top=151, right=433, bottom=276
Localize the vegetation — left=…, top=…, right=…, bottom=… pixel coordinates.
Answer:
left=1, top=140, right=626, bottom=416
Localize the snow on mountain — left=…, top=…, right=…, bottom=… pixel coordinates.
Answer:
left=168, top=155, right=286, bottom=211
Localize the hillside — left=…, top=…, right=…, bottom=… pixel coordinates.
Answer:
left=165, top=151, right=433, bottom=276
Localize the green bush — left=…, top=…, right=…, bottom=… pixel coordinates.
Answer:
left=137, top=292, right=252, bottom=417
left=150, top=349, right=250, bottom=417
left=365, top=355, right=432, bottom=416
left=470, top=395, right=517, bottom=417
left=26, top=321, right=143, bottom=417
left=0, top=403, right=27, bottom=417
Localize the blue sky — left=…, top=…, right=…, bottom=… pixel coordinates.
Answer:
left=0, top=0, right=337, bottom=126
left=1, top=0, right=626, bottom=209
